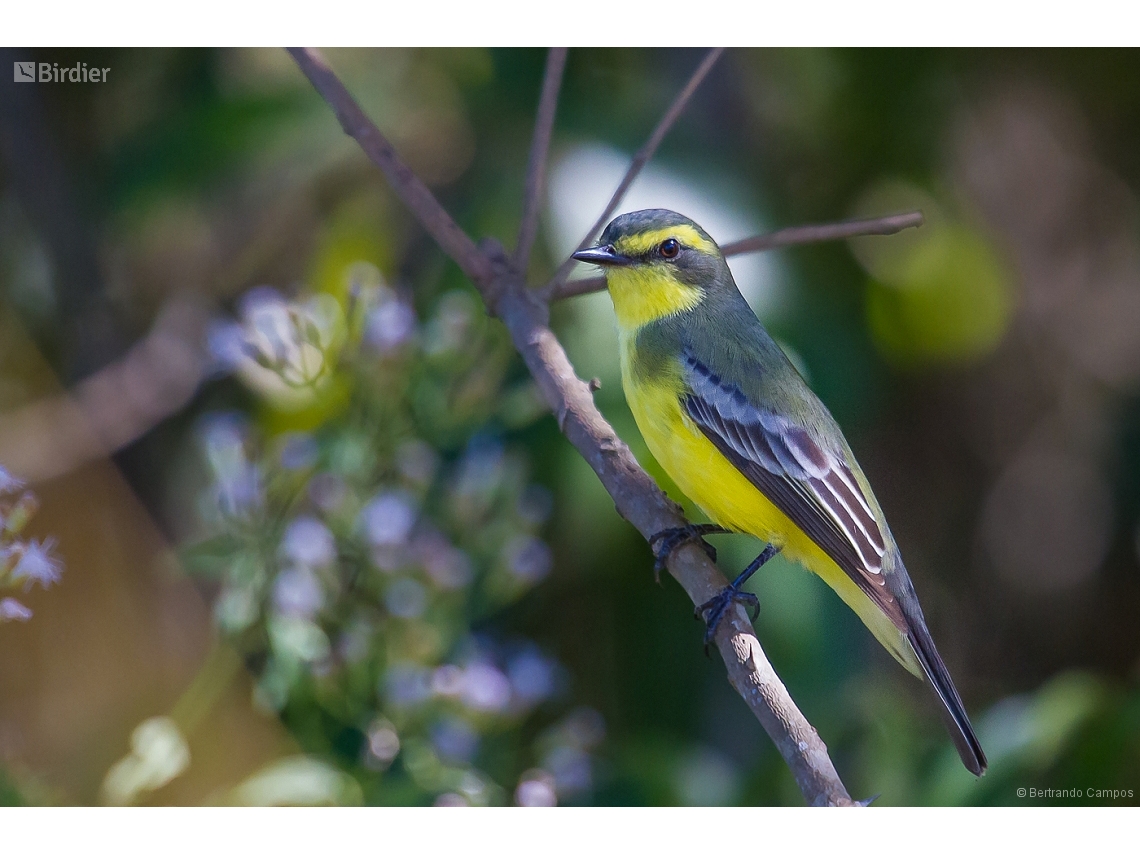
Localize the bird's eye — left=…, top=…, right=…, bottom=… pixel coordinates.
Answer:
left=658, top=238, right=680, bottom=259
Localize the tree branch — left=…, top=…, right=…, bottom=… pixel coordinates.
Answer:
left=514, top=47, right=568, bottom=274
left=545, top=210, right=926, bottom=302
left=545, top=48, right=725, bottom=294
left=290, top=47, right=855, bottom=806
left=0, top=297, right=211, bottom=484
left=286, top=47, right=492, bottom=288
left=720, top=209, right=925, bottom=255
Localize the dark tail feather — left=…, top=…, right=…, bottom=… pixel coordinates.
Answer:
left=908, top=626, right=987, bottom=776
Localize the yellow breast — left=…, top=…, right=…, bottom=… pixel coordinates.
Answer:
left=617, top=328, right=794, bottom=543
left=617, top=328, right=918, bottom=673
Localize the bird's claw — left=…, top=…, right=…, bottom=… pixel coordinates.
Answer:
left=695, top=585, right=761, bottom=654
left=649, top=524, right=724, bottom=583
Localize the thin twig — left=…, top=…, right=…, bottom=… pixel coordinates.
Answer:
left=546, top=210, right=926, bottom=302
left=290, top=47, right=855, bottom=807
left=286, top=47, right=492, bottom=287
left=546, top=275, right=612, bottom=302
left=545, top=47, right=725, bottom=295
left=721, top=209, right=925, bottom=256
left=514, top=47, right=568, bottom=274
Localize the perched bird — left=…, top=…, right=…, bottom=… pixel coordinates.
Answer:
left=573, top=209, right=987, bottom=776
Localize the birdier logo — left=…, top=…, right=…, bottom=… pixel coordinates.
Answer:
left=12, top=61, right=109, bottom=83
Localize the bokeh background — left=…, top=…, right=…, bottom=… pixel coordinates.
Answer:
left=0, top=47, right=1138, bottom=806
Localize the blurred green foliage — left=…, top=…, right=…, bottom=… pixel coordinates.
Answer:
left=184, top=264, right=588, bottom=805
left=1, top=47, right=1139, bottom=806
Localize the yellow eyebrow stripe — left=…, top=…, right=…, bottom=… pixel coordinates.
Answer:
left=614, top=224, right=719, bottom=258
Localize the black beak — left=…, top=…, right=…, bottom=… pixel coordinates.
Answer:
left=571, top=245, right=632, bottom=267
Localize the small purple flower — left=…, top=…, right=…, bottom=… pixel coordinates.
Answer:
left=197, top=411, right=248, bottom=461
left=197, top=413, right=264, bottom=517
left=460, top=661, right=512, bottom=713
left=515, top=770, right=557, bottom=807
left=385, top=665, right=432, bottom=708
left=431, top=664, right=465, bottom=697
left=239, top=285, right=289, bottom=318
left=544, top=745, right=592, bottom=796
left=367, top=720, right=400, bottom=764
left=272, top=566, right=325, bottom=619
left=415, top=532, right=473, bottom=591
left=431, top=717, right=479, bottom=764
left=279, top=516, right=336, bottom=569
left=360, top=491, right=417, bottom=547
left=215, top=465, right=263, bottom=518
left=212, top=287, right=340, bottom=389
left=0, top=598, right=32, bottom=622
left=242, top=287, right=296, bottom=366
left=204, top=319, right=247, bottom=374
left=508, top=647, right=557, bottom=706
left=0, top=466, right=25, bottom=496
left=11, top=539, right=62, bottom=589
left=365, top=300, right=417, bottom=353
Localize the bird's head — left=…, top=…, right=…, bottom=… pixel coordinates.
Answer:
left=572, top=209, right=732, bottom=330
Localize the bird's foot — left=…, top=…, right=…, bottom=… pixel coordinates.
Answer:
left=648, top=524, right=727, bottom=583
left=693, top=542, right=778, bottom=655
left=695, top=584, right=761, bottom=653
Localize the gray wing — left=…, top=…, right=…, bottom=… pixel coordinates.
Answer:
left=682, top=352, right=903, bottom=627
